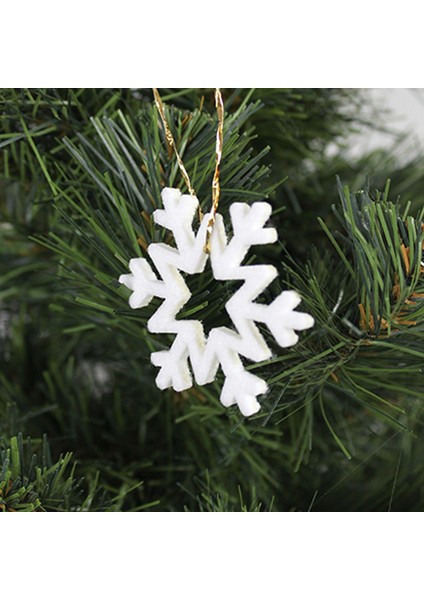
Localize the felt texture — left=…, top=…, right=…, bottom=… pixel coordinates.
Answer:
left=119, top=188, right=314, bottom=416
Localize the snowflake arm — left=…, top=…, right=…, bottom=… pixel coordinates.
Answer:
left=119, top=187, right=314, bottom=416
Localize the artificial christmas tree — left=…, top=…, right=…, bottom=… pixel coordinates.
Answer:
left=1, top=88, right=423, bottom=511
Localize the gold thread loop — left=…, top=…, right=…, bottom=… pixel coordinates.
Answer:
left=153, top=88, right=225, bottom=250
left=204, top=88, right=224, bottom=253
left=211, top=88, right=224, bottom=222
left=153, top=88, right=197, bottom=199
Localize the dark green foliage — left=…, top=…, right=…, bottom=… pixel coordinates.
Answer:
left=1, top=88, right=424, bottom=511
left=1, top=434, right=89, bottom=511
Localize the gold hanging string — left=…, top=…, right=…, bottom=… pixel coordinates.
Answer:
left=204, top=88, right=224, bottom=253
left=152, top=88, right=224, bottom=252
left=152, top=88, right=197, bottom=199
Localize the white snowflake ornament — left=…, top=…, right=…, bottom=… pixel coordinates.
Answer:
left=119, top=188, right=314, bottom=417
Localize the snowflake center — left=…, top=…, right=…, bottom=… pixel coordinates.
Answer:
left=181, top=271, right=240, bottom=336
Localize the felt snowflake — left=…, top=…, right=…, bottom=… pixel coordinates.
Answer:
left=119, top=188, right=314, bottom=416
